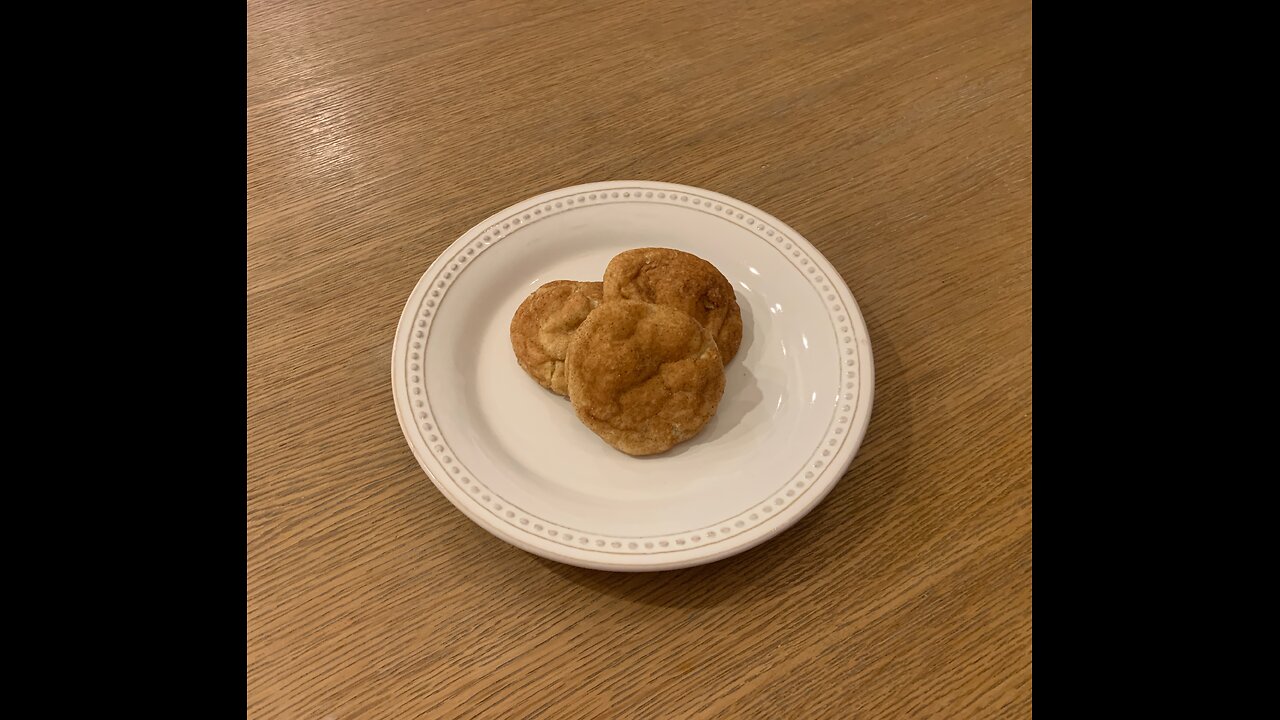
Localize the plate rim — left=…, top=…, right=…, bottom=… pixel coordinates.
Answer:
left=391, top=180, right=875, bottom=571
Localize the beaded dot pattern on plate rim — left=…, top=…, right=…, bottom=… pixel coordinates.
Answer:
left=401, top=187, right=865, bottom=555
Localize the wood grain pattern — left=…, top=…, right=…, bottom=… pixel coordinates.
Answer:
left=248, top=0, right=1032, bottom=716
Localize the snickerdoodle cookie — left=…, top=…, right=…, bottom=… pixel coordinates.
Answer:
left=602, top=248, right=743, bottom=364
left=510, top=280, right=604, bottom=396
left=565, top=300, right=725, bottom=456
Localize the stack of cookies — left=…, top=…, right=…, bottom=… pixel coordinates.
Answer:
left=510, top=248, right=743, bottom=456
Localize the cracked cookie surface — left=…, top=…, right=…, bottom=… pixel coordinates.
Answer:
left=510, top=280, right=604, bottom=396
left=566, top=300, right=725, bottom=456
left=602, top=247, right=743, bottom=364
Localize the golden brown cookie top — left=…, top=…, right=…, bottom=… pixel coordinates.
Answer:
left=602, top=248, right=743, bottom=364
left=510, top=280, right=604, bottom=396
left=566, top=300, right=725, bottom=456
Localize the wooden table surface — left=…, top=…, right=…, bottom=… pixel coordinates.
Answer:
left=248, top=0, right=1032, bottom=716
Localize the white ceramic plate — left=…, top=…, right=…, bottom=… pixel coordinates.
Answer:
left=392, top=181, right=874, bottom=571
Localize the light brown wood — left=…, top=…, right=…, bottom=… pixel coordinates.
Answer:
left=248, top=0, right=1032, bottom=716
